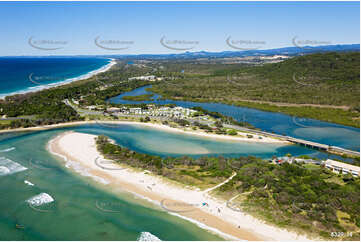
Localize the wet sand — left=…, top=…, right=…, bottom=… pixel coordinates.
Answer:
left=47, top=131, right=311, bottom=241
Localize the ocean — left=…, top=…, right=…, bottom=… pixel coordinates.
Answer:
left=0, top=123, right=347, bottom=240
left=0, top=57, right=112, bottom=98
left=0, top=57, right=358, bottom=240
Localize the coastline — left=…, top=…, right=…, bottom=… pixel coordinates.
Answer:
left=47, top=131, right=312, bottom=241
left=0, top=58, right=116, bottom=99
left=97, top=120, right=287, bottom=144
left=0, top=120, right=288, bottom=144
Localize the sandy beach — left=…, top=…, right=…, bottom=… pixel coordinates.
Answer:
left=97, top=120, right=287, bottom=144
left=0, top=58, right=116, bottom=99
left=48, top=131, right=312, bottom=241
left=0, top=120, right=288, bottom=144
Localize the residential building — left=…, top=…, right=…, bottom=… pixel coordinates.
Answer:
left=107, top=107, right=121, bottom=113
left=129, top=107, right=142, bottom=114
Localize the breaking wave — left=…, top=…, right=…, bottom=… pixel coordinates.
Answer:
left=0, top=147, right=15, bottom=153
left=137, top=232, right=161, bottom=241
left=26, top=193, right=54, bottom=206
left=24, top=180, right=35, bottom=186
left=0, top=157, right=27, bottom=176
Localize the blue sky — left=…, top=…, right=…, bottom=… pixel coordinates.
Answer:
left=0, top=1, right=359, bottom=56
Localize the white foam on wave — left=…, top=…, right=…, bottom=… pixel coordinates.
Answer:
left=0, top=157, right=27, bottom=176
left=0, top=58, right=116, bottom=99
left=137, top=232, right=161, bottom=241
left=0, top=166, right=10, bottom=174
left=24, top=180, right=35, bottom=186
left=0, top=147, right=15, bottom=153
left=26, top=192, right=54, bottom=206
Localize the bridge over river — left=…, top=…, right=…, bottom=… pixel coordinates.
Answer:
left=224, top=124, right=360, bottom=157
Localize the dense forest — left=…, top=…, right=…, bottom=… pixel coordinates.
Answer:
left=96, top=135, right=360, bottom=240
left=149, top=52, right=360, bottom=127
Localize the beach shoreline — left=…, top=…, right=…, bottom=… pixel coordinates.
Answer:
left=0, top=120, right=288, bottom=144
left=110, top=121, right=287, bottom=143
left=47, top=131, right=312, bottom=241
left=0, top=58, right=116, bottom=99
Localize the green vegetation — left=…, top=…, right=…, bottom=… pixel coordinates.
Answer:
left=192, top=106, right=254, bottom=128
left=227, top=129, right=238, bottom=135
left=1, top=52, right=359, bottom=129
left=139, top=116, right=151, bottom=122
left=174, top=118, right=190, bottom=127
left=233, top=101, right=359, bottom=128
left=122, top=94, right=154, bottom=101
left=96, top=135, right=232, bottom=188
left=149, top=52, right=360, bottom=127
left=96, top=135, right=360, bottom=240
left=219, top=160, right=360, bottom=240
left=0, top=62, right=154, bottom=129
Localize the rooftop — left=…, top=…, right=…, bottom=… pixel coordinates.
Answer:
left=325, top=159, right=360, bottom=172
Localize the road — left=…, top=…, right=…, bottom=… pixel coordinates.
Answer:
left=224, top=124, right=360, bottom=157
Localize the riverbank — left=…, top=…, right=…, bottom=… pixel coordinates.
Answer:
left=0, top=120, right=287, bottom=144
left=99, top=120, right=287, bottom=144
left=48, top=131, right=312, bottom=241
left=0, top=58, right=116, bottom=99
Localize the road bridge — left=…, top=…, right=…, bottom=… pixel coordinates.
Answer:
left=224, top=124, right=360, bottom=157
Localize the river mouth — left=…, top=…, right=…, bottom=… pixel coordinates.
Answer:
left=109, top=85, right=360, bottom=152
left=73, top=123, right=330, bottom=160
left=0, top=126, right=227, bottom=241
left=0, top=122, right=355, bottom=240
left=0, top=122, right=302, bottom=241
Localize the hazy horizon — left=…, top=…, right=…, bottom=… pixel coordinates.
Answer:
left=0, top=1, right=359, bottom=56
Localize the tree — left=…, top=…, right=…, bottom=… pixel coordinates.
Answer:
left=227, top=129, right=237, bottom=135
left=175, top=119, right=190, bottom=126
left=215, top=120, right=223, bottom=128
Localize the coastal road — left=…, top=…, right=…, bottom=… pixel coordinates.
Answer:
left=63, top=99, right=103, bottom=116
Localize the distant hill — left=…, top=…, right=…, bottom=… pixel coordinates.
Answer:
left=108, top=44, right=360, bottom=60
left=244, top=51, right=360, bottom=86
left=3, top=44, right=360, bottom=60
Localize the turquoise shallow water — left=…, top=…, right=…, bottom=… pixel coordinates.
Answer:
left=0, top=127, right=223, bottom=241
left=78, top=123, right=330, bottom=159
left=0, top=124, right=353, bottom=240
left=109, top=85, right=360, bottom=152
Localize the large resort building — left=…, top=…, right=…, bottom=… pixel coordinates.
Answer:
left=324, top=159, right=360, bottom=177
left=273, top=157, right=360, bottom=177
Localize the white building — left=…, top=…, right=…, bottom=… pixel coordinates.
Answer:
left=107, top=107, right=121, bottom=113
left=323, top=159, right=360, bottom=177
left=173, top=111, right=182, bottom=118
left=128, top=75, right=162, bottom=81
left=294, top=158, right=321, bottom=165
left=129, top=107, right=142, bottom=114
left=86, top=105, right=97, bottom=110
